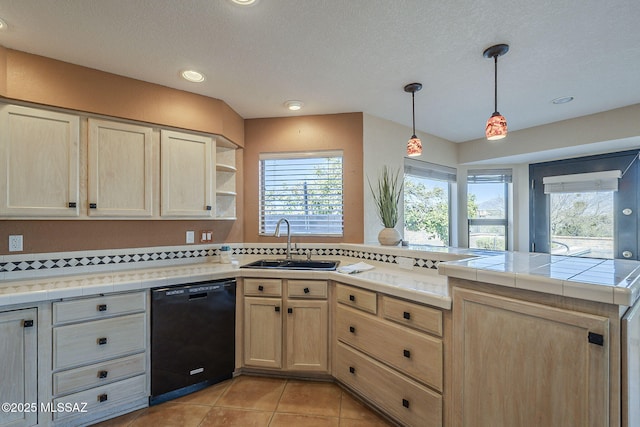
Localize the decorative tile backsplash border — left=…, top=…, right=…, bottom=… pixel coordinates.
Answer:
left=0, top=244, right=445, bottom=279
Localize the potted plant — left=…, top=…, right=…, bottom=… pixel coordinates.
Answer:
left=368, top=165, right=403, bottom=245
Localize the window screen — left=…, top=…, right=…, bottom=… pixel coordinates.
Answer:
left=259, top=151, right=343, bottom=236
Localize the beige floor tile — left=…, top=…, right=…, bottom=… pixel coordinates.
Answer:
left=129, top=402, right=210, bottom=427
left=276, top=380, right=342, bottom=417
left=216, top=376, right=286, bottom=411
left=339, top=418, right=394, bottom=427
left=89, top=408, right=144, bottom=427
left=339, top=391, right=390, bottom=424
left=198, top=407, right=273, bottom=427
left=172, top=380, right=231, bottom=405
left=271, top=413, right=340, bottom=427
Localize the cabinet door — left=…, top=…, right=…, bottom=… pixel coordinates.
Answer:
left=0, top=308, right=37, bottom=427
left=452, top=287, right=609, bottom=427
left=244, top=297, right=282, bottom=368
left=0, top=104, right=80, bottom=217
left=88, top=119, right=153, bottom=217
left=160, top=130, right=213, bottom=217
left=286, top=300, right=328, bottom=372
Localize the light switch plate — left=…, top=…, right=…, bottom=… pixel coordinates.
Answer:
left=186, top=231, right=195, bottom=244
left=9, top=235, right=23, bottom=252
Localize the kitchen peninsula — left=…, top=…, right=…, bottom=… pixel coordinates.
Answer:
left=1, top=243, right=638, bottom=427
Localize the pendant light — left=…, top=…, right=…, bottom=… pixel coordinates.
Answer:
left=483, top=44, right=509, bottom=140
left=404, top=82, right=423, bottom=156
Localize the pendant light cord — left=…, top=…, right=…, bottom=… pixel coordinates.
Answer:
left=412, top=91, right=416, bottom=135
left=494, top=55, right=498, bottom=114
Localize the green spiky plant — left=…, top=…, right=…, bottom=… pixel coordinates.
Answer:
left=368, top=166, right=403, bottom=228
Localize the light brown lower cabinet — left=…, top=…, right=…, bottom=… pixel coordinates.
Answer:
left=452, top=286, right=610, bottom=427
left=242, top=279, right=329, bottom=373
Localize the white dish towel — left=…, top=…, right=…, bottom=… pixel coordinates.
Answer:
left=337, top=262, right=375, bottom=274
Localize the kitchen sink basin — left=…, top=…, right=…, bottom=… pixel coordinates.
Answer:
left=240, top=259, right=340, bottom=271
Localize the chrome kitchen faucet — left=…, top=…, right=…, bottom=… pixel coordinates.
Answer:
left=274, top=218, right=292, bottom=260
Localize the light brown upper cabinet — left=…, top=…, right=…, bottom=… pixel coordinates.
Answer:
left=0, top=104, right=80, bottom=217
left=88, top=119, right=153, bottom=217
left=160, top=130, right=214, bottom=218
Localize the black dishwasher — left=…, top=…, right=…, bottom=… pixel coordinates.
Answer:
left=150, top=279, right=236, bottom=405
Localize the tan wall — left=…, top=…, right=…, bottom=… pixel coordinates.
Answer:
left=0, top=46, right=244, bottom=255
left=243, top=113, right=364, bottom=243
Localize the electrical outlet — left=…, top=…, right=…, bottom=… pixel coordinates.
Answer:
left=9, top=235, right=23, bottom=252
left=186, top=230, right=195, bottom=244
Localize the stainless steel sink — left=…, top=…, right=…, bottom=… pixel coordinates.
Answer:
left=240, top=259, right=340, bottom=271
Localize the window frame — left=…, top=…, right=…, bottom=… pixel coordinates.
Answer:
left=467, top=169, right=512, bottom=251
left=258, top=150, right=344, bottom=237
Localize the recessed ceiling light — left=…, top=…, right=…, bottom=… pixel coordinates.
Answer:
left=0, top=17, right=8, bottom=30
left=551, top=96, right=574, bottom=105
left=284, top=100, right=304, bottom=111
left=181, top=70, right=206, bottom=83
left=231, top=0, right=258, bottom=5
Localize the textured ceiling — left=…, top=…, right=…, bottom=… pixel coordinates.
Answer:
left=0, top=0, right=639, bottom=143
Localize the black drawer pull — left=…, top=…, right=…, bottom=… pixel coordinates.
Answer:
left=349, top=366, right=355, bottom=374
left=98, top=370, right=108, bottom=379
left=403, top=311, right=411, bottom=320
left=89, top=203, right=97, bottom=209
left=258, top=285, right=264, bottom=291
left=349, top=294, right=355, bottom=302
left=402, top=399, right=410, bottom=408
left=287, top=307, right=293, bottom=314
left=403, top=349, right=411, bottom=358
left=23, top=320, right=34, bottom=328
left=97, top=337, right=108, bottom=345
left=275, top=306, right=280, bottom=312
left=349, top=326, right=355, bottom=334
left=68, top=202, right=77, bottom=208
left=97, top=304, right=107, bottom=312
left=98, top=394, right=108, bottom=403
left=206, top=205, right=212, bottom=211
left=303, top=287, right=310, bottom=294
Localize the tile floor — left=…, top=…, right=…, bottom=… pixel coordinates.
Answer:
left=91, top=376, right=394, bottom=427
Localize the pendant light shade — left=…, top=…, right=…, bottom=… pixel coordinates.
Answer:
left=483, top=44, right=509, bottom=141
left=404, top=82, right=423, bottom=157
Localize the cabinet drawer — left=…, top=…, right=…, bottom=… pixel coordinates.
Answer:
left=53, top=353, right=146, bottom=396
left=337, top=305, right=443, bottom=391
left=53, top=313, right=146, bottom=370
left=52, top=374, right=146, bottom=421
left=288, top=280, right=327, bottom=299
left=244, top=278, right=282, bottom=297
left=336, top=284, right=377, bottom=314
left=53, top=291, right=146, bottom=325
left=336, top=342, right=441, bottom=427
left=381, top=295, right=443, bottom=337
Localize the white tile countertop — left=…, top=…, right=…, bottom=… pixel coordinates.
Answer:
left=0, top=255, right=451, bottom=309
left=439, top=251, right=640, bottom=306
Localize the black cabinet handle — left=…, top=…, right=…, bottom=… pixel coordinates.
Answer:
left=349, top=326, right=355, bottom=334
left=402, top=399, right=410, bottom=408
left=89, top=203, right=97, bottom=209
left=68, top=202, right=77, bottom=208
left=403, top=349, right=411, bottom=358
left=349, top=294, right=355, bottom=302
left=403, top=311, right=411, bottom=320
left=287, top=307, right=293, bottom=314
left=97, top=337, right=108, bottom=345
left=303, top=287, right=310, bottom=294
left=206, top=205, right=212, bottom=211
left=258, top=285, right=264, bottom=291
left=349, top=366, right=355, bottom=374
left=98, top=370, right=108, bottom=379
left=98, top=394, right=108, bottom=403
left=275, top=306, right=280, bottom=312
left=23, top=320, right=34, bottom=328
left=97, top=304, right=107, bottom=312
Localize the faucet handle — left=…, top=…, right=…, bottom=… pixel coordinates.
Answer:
left=306, top=249, right=312, bottom=261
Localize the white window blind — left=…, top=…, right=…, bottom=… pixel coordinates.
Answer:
left=259, top=150, right=343, bottom=236
left=543, top=170, right=622, bottom=194
left=467, top=168, right=512, bottom=183
left=404, top=158, right=457, bottom=182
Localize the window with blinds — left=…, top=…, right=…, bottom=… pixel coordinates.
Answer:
left=467, top=168, right=512, bottom=250
left=259, top=151, right=344, bottom=236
